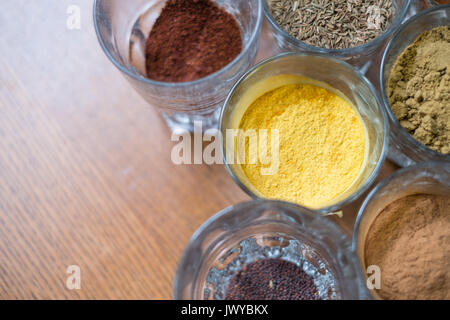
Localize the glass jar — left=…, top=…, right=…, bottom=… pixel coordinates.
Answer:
left=174, top=200, right=368, bottom=300
left=380, top=5, right=450, bottom=167
left=263, top=0, right=411, bottom=71
left=93, top=0, right=262, bottom=132
left=220, top=53, right=389, bottom=214
left=353, top=161, right=450, bottom=299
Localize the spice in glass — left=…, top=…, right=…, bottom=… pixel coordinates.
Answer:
left=365, top=193, right=450, bottom=300
left=145, top=0, right=243, bottom=82
left=387, top=26, right=450, bottom=155
left=238, top=76, right=367, bottom=209
left=268, top=0, right=393, bottom=49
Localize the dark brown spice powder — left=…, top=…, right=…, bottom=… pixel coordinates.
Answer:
left=145, top=0, right=243, bottom=83
left=225, top=259, right=321, bottom=300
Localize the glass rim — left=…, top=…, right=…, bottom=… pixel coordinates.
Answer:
left=219, top=52, right=389, bottom=214
left=380, top=4, right=450, bottom=161
left=173, top=199, right=350, bottom=299
left=92, top=0, right=263, bottom=88
left=263, top=0, right=412, bottom=55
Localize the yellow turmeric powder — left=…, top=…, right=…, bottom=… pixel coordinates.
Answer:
left=239, top=83, right=366, bottom=209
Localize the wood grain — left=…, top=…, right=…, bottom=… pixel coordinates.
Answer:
left=0, top=0, right=397, bottom=299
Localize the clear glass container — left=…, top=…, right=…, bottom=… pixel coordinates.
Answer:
left=220, top=53, right=389, bottom=214
left=174, top=200, right=368, bottom=300
left=263, top=0, right=411, bottom=71
left=353, top=161, right=450, bottom=300
left=93, top=0, right=262, bottom=132
left=380, top=5, right=450, bottom=167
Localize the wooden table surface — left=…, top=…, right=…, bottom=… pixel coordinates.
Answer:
left=0, top=0, right=398, bottom=300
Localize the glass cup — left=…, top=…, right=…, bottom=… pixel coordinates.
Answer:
left=220, top=53, right=389, bottom=214
left=380, top=5, right=450, bottom=167
left=263, top=0, right=411, bottom=71
left=93, top=0, right=262, bottom=132
left=174, top=200, right=368, bottom=300
left=353, top=161, right=450, bottom=299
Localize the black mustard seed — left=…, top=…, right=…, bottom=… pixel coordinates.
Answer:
left=224, top=259, right=321, bottom=300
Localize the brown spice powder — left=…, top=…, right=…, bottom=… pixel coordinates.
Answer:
left=365, top=194, right=450, bottom=300
left=145, top=0, right=243, bottom=83
left=387, top=26, right=450, bottom=154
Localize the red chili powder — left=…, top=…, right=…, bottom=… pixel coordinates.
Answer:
left=145, top=0, right=243, bottom=83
